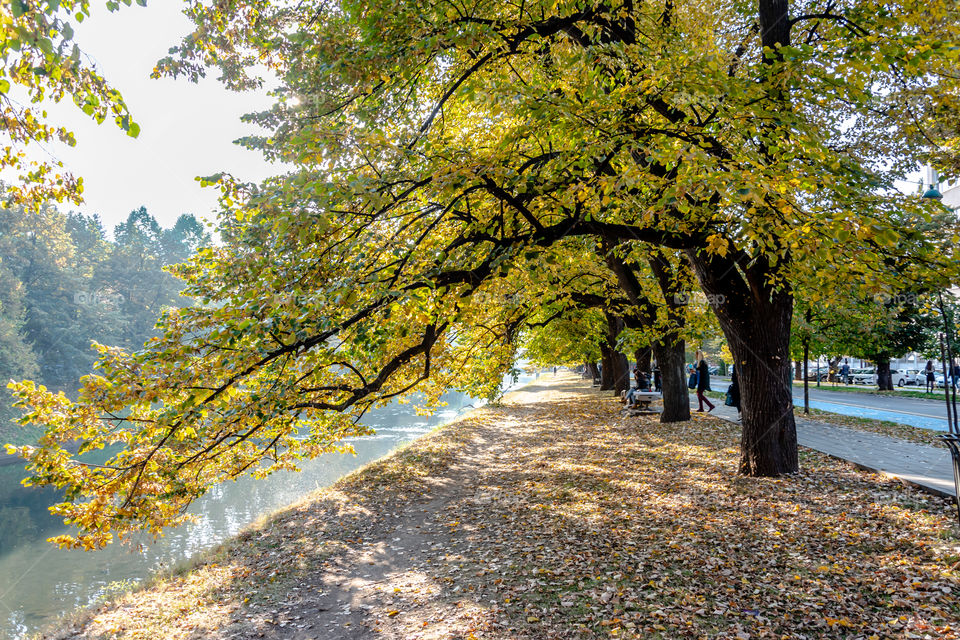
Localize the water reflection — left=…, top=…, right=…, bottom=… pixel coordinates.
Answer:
left=0, top=373, right=537, bottom=639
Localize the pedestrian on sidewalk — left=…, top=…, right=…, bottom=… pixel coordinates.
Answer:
left=840, top=359, right=850, bottom=385
left=951, top=361, right=959, bottom=390
left=653, top=364, right=662, bottom=392
left=925, top=360, right=935, bottom=394
left=695, top=350, right=715, bottom=413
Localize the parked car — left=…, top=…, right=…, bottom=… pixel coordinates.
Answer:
left=852, top=368, right=876, bottom=385
left=911, top=369, right=948, bottom=387
left=899, top=369, right=921, bottom=386
left=870, top=368, right=916, bottom=387
left=844, top=367, right=865, bottom=383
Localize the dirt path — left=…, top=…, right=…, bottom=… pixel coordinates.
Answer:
left=54, top=375, right=959, bottom=640
left=252, top=392, right=531, bottom=640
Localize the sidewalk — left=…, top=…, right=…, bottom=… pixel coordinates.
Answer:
left=697, top=395, right=958, bottom=499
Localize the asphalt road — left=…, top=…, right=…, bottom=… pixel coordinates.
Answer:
left=796, top=385, right=951, bottom=418
left=712, top=376, right=954, bottom=428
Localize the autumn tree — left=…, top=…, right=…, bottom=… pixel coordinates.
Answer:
left=0, top=0, right=141, bottom=206
left=6, top=0, right=960, bottom=548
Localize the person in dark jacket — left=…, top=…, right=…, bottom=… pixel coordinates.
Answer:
left=636, top=370, right=650, bottom=391
left=653, top=364, right=662, bottom=392
left=695, top=350, right=715, bottom=412
left=729, top=364, right=741, bottom=419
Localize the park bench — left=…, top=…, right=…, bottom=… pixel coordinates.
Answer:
left=619, top=389, right=662, bottom=414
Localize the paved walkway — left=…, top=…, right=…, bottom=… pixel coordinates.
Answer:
left=694, top=395, right=959, bottom=500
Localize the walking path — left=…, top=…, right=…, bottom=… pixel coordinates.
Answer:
left=50, top=376, right=960, bottom=640
left=696, top=395, right=958, bottom=499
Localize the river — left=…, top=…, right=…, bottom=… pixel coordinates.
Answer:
left=0, top=371, right=540, bottom=639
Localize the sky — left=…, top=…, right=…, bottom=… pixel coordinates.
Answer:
left=42, top=2, right=277, bottom=233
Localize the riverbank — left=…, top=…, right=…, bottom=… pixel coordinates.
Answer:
left=41, top=374, right=960, bottom=640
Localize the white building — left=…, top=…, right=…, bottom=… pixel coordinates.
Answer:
left=942, top=179, right=960, bottom=212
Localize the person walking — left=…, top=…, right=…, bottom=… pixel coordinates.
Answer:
left=840, top=359, right=851, bottom=385
left=653, top=364, right=662, bottom=392
left=695, top=350, right=715, bottom=412
left=925, top=360, right=936, bottom=394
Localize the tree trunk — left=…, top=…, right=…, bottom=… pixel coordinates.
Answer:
left=605, top=314, right=631, bottom=395
left=687, top=252, right=799, bottom=476
left=585, top=362, right=600, bottom=383
left=730, top=303, right=798, bottom=476
left=876, top=359, right=893, bottom=391
left=827, top=356, right=842, bottom=382
left=635, top=347, right=652, bottom=374
left=599, top=346, right=613, bottom=390
left=611, top=350, right=631, bottom=395
left=652, top=338, right=690, bottom=423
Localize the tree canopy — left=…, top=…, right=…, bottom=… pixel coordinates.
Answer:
left=0, top=0, right=143, bottom=207
left=5, top=0, right=960, bottom=548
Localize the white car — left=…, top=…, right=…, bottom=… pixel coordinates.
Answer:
left=912, top=370, right=948, bottom=388
left=893, top=369, right=926, bottom=387
left=852, top=368, right=876, bottom=385
left=892, top=369, right=919, bottom=387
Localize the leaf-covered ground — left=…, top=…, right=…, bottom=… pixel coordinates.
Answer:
left=46, top=375, right=959, bottom=640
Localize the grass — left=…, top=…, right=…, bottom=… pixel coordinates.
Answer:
left=38, top=377, right=960, bottom=640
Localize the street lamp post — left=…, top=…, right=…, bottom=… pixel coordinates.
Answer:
left=924, top=179, right=960, bottom=526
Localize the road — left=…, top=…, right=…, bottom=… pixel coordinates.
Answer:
left=712, top=377, right=954, bottom=431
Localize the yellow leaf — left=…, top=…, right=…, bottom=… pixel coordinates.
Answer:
left=705, top=234, right=729, bottom=257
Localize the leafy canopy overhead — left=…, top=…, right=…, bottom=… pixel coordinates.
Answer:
left=7, top=0, right=960, bottom=547
left=0, top=0, right=142, bottom=206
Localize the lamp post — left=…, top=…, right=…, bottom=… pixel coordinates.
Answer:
left=924, top=174, right=960, bottom=526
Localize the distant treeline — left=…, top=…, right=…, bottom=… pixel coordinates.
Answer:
left=0, top=204, right=209, bottom=395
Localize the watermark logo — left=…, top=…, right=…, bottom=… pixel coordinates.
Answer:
left=872, top=292, right=921, bottom=306
left=673, top=292, right=726, bottom=307
left=74, top=290, right=124, bottom=308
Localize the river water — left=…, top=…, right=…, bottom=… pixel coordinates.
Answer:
left=0, top=371, right=540, bottom=639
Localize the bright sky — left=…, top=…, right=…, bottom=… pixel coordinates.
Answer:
left=47, top=2, right=277, bottom=233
